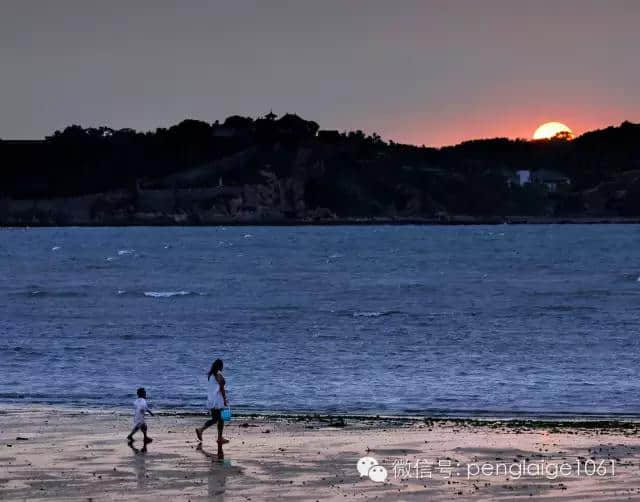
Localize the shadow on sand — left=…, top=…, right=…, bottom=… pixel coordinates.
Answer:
left=196, top=442, right=241, bottom=500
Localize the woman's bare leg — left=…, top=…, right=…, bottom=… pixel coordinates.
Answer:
left=217, top=419, right=224, bottom=441
left=196, top=411, right=218, bottom=441
left=217, top=420, right=229, bottom=444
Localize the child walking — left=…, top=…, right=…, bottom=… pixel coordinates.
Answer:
left=127, top=387, right=154, bottom=443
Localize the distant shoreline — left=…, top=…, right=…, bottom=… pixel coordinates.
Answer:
left=3, top=216, right=640, bottom=227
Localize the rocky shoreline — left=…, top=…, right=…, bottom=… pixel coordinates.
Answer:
left=2, top=215, right=640, bottom=227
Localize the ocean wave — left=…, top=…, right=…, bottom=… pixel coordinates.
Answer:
left=116, top=290, right=203, bottom=298
left=84, top=264, right=110, bottom=270
left=352, top=310, right=401, bottom=318
left=143, top=291, right=194, bottom=298
left=120, top=333, right=171, bottom=340
left=13, top=290, right=87, bottom=298
left=0, top=392, right=121, bottom=401
left=544, top=305, right=596, bottom=312
left=3, top=346, right=46, bottom=357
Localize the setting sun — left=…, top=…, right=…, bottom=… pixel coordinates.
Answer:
left=533, top=122, right=574, bottom=140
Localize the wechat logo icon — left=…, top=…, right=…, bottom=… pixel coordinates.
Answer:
left=357, top=456, right=388, bottom=483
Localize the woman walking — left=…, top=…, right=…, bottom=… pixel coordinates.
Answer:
left=195, top=358, right=229, bottom=444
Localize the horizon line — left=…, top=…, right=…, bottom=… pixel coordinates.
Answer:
left=1, top=116, right=637, bottom=150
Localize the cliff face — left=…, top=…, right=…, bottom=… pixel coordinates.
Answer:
left=2, top=116, right=640, bottom=225
left=0, top=143, right=333, bottom=225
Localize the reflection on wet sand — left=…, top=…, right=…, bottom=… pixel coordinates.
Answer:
left=3, top=408, right=640, bottom=501
left=197, top=443, right=234, bottom=500
left=128, top=441, right=148, bottom=489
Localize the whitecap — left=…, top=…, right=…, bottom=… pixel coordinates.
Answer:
left=143, top=291, right=192, bottom=298
left=329, top=253, right=343, bottom=259
left=118, top=249, right=135, bottom=256
left=243, top=234, right=253, bottom=238
left=353, top=311, right=391, bottom=318
left=106, top=257, right=116, bottom=261
left=117, top=290, right=126, bottom=295
left=51, top=246, right=61, bottom=251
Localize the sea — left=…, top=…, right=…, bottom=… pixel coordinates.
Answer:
left=2, top=225, right=640, bottom=418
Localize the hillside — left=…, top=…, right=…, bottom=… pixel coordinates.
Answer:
left=1, top=114, right=640, bottom=225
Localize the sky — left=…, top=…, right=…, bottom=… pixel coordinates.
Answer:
left=1, top=0, right=638, bottom=146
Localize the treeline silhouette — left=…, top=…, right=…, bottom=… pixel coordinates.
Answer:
left=1, top=114, right=640, bottom=223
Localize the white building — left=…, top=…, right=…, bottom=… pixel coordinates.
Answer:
left=516, top=170, right=531, bottom=185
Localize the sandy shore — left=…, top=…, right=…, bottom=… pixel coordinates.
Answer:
left=2, top=406, right=640, bottom=501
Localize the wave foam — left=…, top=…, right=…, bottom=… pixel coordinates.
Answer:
left=144, top=291, right=192, bottom=298
left=353, top=311, right=398, bottom=318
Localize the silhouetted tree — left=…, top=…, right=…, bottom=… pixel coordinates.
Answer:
left=2, top=117, right=640, bottom=219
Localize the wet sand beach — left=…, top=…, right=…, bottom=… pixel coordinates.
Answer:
left=2, top=406, right=640, bottom=501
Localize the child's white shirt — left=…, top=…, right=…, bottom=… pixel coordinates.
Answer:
left=133, top=397, right=149, bottom=426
